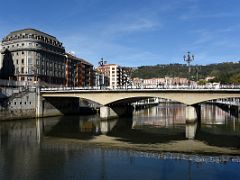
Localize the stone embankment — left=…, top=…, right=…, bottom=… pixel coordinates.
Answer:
left=0, top=87, right=96, bottom=121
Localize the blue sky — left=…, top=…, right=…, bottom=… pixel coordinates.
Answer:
left=0, top=0, right=240, bottom=67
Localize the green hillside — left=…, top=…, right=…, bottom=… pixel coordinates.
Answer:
left=131, top=62, right=240, bottom=84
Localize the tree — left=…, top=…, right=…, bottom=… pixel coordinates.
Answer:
left=197, top=79, right=207, bottom=85
left=230, top=73, right=240, bottom=84
left=131, top=61, right=240, bottom=84
left=0, top=49, right=15, bottom=80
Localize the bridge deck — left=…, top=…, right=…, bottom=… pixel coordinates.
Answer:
left=40, top=88, right=240, bottom=106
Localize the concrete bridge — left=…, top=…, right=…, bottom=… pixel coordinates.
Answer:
left=39, top=88, right=240, bottom=121
left=40, top=88, right=240, bottom=106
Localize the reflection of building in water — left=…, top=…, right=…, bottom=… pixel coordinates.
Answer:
left=136, top=102, right=238, bottom=128
left=80, top=121, right=95, bottom=133
left=133, top=104, right=186, bottom=127
left=159, top=104, right=186, bottom=125
left=0, top=120, right=39, bottom=147
left=78, top=117, right=117, bottom=134
left=0, top=120, right=42, bottom=179
left=79, top=116, right=99, bottom=133
left=201, top=104, right=230, bottom=124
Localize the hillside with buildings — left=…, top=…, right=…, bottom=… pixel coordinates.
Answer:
left=132, top=62, right=240, bottom=84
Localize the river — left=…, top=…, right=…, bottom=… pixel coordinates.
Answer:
left=0, top=103, right=240, bottom=179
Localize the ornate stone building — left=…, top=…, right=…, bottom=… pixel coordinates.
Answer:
left=0, top=28, right=66, bottom=84
left=0, top=28, right=94, bottom=87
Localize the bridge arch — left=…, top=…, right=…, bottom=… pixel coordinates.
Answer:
left=74, top=94, right=184, bottom=106
left=41, top=90, right=240, bottom=106
left=74, top=93, right=240, bottom=106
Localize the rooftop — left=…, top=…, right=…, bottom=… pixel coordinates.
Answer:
left=65, top=52, right=93, bottom=66
left=5, top=28, right=58, bottom=41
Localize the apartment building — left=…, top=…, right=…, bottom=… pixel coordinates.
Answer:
left=96, top=64, right=123, bottom=89
left=65, top=53, right=94, bottom=87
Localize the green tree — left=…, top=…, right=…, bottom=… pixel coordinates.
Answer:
left=230, top=73, right=240, bottom=84
left=0, top=49, right=15, bottom=80
left=197, top=79, right=207, bottom=85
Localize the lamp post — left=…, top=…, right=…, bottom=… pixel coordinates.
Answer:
left=98, top=58, right=105, bottom=89
left=98, top=58, right=104, bottom=66
left=183, top=52, right=194, bottom=85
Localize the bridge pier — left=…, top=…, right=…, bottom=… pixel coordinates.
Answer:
left=185, top=105, right=201, bottom=139
left=185, top=121, right=198, bottom=139
left=185, top=105, right=198, bottom=123
left=36, top=88, right=43, bottom=118
left=100, top=106, right=118, bottom=120
left=100, top=103, right=134, bottom=120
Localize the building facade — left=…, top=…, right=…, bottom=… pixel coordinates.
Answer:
left=0, top=28, right=66, bottom=84
left=65, top=53, right=94, bottom=87
left=94, top=71, right=105, bottom=88
left=0, top=28, right=94, bottom=87
left=96, top=64, right=123, bottom=89
left=132, top=77, right=189, bottom=88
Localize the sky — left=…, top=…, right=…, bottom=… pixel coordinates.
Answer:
left=0, top=0, right=240, bottom=67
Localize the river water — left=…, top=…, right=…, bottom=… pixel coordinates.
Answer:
left=0, top=103, right=240, bottom=179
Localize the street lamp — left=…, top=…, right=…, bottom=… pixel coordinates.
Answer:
left=98, top=57, right=107, bottom=66
left=183, top=52, right=194, bottom=83
left=98, top=58, right=104, bottom=66
left=98, top=58, right=105, bottom=89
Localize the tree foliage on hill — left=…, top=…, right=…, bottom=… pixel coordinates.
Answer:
left=131, top=62, right=240, bottom=83
left=132, top=64, right=189, bottom=79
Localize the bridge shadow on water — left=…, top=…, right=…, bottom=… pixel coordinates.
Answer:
left=106, top=117, right=186, bottom=144
left=43, top=115, right=100, bottom=140
left=116, top=119, right=240, bottom=148
left=195, top=126, right=240, bottom=148
left=43, top=115, right=187, bottom=144
left=110, top=130, right=185, bottom=144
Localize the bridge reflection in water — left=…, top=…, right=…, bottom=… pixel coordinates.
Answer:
left=34, top=102, right=240, bottom=149
left=0, top=103, right=239, bottom=148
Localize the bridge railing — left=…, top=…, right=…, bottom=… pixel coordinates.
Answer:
left=40, top=84, right=240, bottom=91
left=214, top=98, right=240, bottom=106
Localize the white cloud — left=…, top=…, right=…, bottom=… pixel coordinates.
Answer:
left=104, top=18, right=159, bottom=35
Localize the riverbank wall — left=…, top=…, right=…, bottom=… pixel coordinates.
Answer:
left=0, top=87, right=96, bottom=121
